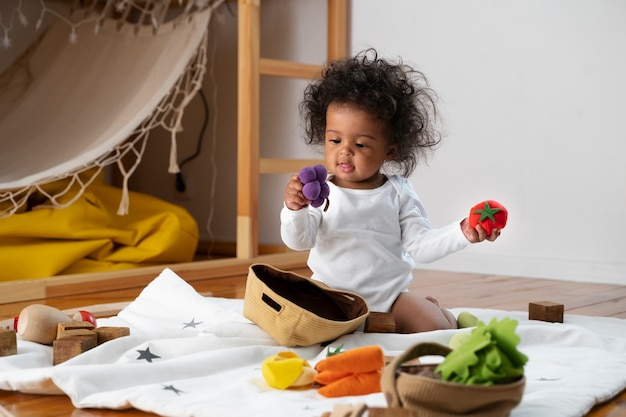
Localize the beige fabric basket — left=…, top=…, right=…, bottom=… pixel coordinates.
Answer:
left=243, top=264, right=369, bottom=347
left=381, top=342, right=525, bottom=417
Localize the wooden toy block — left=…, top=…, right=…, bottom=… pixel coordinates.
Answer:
left=369, top=408, right=419, bottom=417
left=58, top=329, right=98, bottom=347
left=364, top=312, right=396, bottom=333
left=0, top=329, right=17, bottom=357
left=53, top=336, right=97, bottom=365
left=529, top=301, right=564, bottom=323
left=56, top=321, right=95, bottom=340
left=57, top=322, right=96, bottom=343
left=322, top=408, right=419, bottom=417
left=94, top=326, right=130, bottom=344
left=321, top=403, right=368, bottom=417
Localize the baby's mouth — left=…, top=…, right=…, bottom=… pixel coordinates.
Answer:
left=337, top=162, right=354, bottom=173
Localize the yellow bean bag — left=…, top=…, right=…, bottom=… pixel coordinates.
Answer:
left=0, top=182, right=198, bottom=281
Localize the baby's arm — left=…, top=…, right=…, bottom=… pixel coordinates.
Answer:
left=284, top=174, right=311, bottom=211
left=280, top=198, right=319, bottom=251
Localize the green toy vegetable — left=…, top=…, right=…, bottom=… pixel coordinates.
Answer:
left=435, top=317, right=528, bottom=385
left=326, top=344, right=344, bottom=357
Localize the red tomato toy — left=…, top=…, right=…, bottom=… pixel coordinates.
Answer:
left=468, top=200, right=508, bottom=235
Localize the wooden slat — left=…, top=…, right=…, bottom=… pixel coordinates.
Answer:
left=0, top=252, right=308, bottom=308
left=0, top=280, right=46, bottom=305
left=259, top=58, right=322, bottom=79
left=259, top=158, right=325, bottom=174
left=327, top=0, right=349, bottom=60
left=236, top=0, right=348, bottom=258
left=236, top=0, right=261, bottom=259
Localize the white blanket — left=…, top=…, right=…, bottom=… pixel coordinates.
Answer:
left=1, top=268, right=625, bottom=417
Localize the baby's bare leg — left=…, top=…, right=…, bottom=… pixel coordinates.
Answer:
left=391, top=292, right=458, bottom=333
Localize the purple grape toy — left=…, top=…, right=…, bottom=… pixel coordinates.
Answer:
left=298, top=164, right=330, bottom=210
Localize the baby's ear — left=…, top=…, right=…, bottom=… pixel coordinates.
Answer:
left=386, top=145, right=398, bottom=160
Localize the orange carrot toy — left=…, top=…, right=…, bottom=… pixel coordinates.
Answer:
left=314, top=345, right=384, bottom=398
left=318, top=371, right=382, bottom=397
left=314, top=370, right=353, bottom=386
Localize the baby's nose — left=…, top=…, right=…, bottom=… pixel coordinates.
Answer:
left=339, top=145, right=353, bottom=155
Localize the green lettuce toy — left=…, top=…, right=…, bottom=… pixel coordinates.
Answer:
left=435, top=317, right=528, bottom=385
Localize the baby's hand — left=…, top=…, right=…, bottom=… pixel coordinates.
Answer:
left=284, top=174, right=310, bottom=211
left=461, top=218, right=501, bottom=243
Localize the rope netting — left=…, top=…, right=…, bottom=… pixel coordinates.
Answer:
left=0, top=0, right=222, bottom=217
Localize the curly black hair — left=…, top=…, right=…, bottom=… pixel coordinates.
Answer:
left=300, top=48, right=441, bottom=177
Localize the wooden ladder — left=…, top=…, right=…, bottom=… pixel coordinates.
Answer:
left=236, top=0, right=349, bottom=258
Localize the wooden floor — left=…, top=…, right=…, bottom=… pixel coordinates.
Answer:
left=1, top=265, right=625, bottom=417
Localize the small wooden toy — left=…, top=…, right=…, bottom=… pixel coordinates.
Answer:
left=53, top=336, right=98, bottom=365
left=0, top=329, right=17, bottom=357
left=529, top=301, right=564, bottom=323
left=53, top=325, right=131, bottom=365
left=320, top=405, right=424, bottom=417
left=94, top=326, right=131, bottom=344
left=17, top=304, right=74, bottom=345
left=12, top=303, right=130, bottom=364
left=56, top=322, right=96, bottom=341
left=368, top=408, right=419, bottom=417
left=364, top=312, right=396, bottom=333
left=0, top=317, right=18, bottom=331
left=72, top=310, right=97, bottom=327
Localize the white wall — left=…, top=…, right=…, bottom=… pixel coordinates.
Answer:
left=63, top=1, right=624, bottom=284
left=1, top=1, right=623, bottom=283
left=351, top=0, right=626, bottom=284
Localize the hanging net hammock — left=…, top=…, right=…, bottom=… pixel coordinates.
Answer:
left=0, top=0, right=223, bottom=217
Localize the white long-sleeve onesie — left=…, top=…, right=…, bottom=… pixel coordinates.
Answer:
left=280, top=175, right=469, bottom=312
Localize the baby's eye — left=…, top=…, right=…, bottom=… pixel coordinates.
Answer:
left=329, top=138, right=340, bottom=144
left=355, top=143, right=365, bottom=148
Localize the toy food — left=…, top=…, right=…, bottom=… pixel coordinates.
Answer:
left=314, top=345, right=384, bottom=397
left=318, top=371, right=382, bottom=398
left=298, top=164, right=330, bottom=210
left=435, top=317, right=528, bottom=385
left=468, top=200, right=508, bottom=235
left=261, top=351, right=317, bottom=390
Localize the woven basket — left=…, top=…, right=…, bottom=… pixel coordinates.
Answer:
left=381, top=342, right=525, bottom=417
left=243, top=264, right=369, bottom=346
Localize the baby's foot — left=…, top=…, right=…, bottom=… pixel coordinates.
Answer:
left=426, top=295, right=458, bottom=329
left=425, top=295, right=440, bottom=306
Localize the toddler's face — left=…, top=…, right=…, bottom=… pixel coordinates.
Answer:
left=324, top=101, right=395, bottom=189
